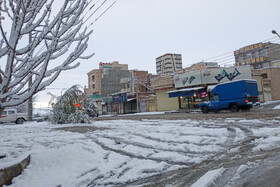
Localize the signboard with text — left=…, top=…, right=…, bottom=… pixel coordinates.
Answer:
left=174, top=66, right=252, bottom=88
left=112, top=93, right=127, bottom=103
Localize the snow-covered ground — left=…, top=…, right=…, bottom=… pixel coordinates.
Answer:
left=1, top=115, right=280, bottom=186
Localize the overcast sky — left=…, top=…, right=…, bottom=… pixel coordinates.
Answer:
left=36, top=0, right=280, bottom=106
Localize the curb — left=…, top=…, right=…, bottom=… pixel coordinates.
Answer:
left=0, top=155, right=30, bottom=186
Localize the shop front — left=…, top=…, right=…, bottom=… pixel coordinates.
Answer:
left=112, top=92, right=127, bottom=114
left=101, top=97, right=113, bottom=115
left=111, top=92, right=138, bottom=114
left=167, top=87, right=208, bottom=109
left=168, top=66, right=252, bottom=109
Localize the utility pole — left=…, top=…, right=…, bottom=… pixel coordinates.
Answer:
left=28, top=33, right=32, bottom=121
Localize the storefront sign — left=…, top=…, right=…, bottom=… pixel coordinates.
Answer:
left=74, top=103, right=80, bottom=107
left=112, top=93, right=127, bottom=103
left=174, top=66, right=252, bottom=88
left=99, top=62, right=113, bottom=69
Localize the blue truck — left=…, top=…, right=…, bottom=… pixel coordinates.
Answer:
left=200, top=79, right=259, bottom=114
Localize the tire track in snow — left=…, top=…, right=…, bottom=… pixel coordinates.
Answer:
left=86, top=136, right=190, bottom=166
left=93, top=133, right=220, bottom=155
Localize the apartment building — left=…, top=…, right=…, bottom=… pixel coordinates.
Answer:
left=156, top=53, right=182, bottom=75
left=120, top=70, right=150, bottom=93
left=234, top=42, right=280, bottom=69
left=234, top=42, right=280, bottom=102
left=87, top=61, right=128, bottom=98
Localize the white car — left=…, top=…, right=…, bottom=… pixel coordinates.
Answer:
left=0, top=109, right=28, bottom=124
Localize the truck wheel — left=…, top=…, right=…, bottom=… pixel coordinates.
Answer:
left=229, top=104, right=239, bottom=113
left=16, top=118, right=25, bottom=124
left=201, top=106, right=209, bottom=114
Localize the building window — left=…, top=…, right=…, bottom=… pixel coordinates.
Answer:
left=263, top=62, right=269, bottom=68
left=254, top=51, right=259, bottom=58
left=92, top=84, right=95, bottom=89
left=246, top=52, right=252, bottom=60
left=91, top=75, right=95, bottom=82
left=262, top=73, right=268, bottom=79
left=238, top=54, right=243, bottom=62
left=261, top=49, right=267, bottom=57
left=255, top=64, right=261, bottom=69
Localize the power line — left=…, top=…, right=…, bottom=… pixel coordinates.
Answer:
left=83, top=0, right=108, bottom=24
left=86, top=0, right=118, bottom=29
left=183, top=36, right=280, bottom=68
left=218, top=40, right=280, bottom=66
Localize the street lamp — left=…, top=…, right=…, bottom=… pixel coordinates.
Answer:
left=272, top=30, right=280, bottom=38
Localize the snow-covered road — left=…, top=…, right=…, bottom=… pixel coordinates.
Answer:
left=1, top=114, right=280, bottom=186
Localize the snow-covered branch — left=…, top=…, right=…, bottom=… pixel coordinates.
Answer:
left=0, top=0, right=94, bottom=113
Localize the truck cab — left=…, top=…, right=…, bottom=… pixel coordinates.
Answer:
left=0, top=109, right=28, bottom=124
left=200, top=79, right=259, bottom=113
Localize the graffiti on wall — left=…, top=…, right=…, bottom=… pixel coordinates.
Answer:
left=215, top=68, right=241, bottom=82
left=182, top=76, right=196, bottom=85
left=174, top=66, right=252, bottom=88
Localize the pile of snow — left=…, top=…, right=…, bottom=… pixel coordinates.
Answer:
left=273, top=105, right=280, bottom=110
left=260, top=100, right=280, bottom=105
left=191, top=167, right=226, bottom=187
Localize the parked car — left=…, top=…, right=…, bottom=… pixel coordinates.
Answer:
left=32, top=114, right=44, bottom=122
left=0, top=109, right=28, bottom=124
left=200, top=79, right=259, bottom=113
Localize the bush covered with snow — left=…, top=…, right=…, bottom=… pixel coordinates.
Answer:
left=50, top=85, right=98, bottom=124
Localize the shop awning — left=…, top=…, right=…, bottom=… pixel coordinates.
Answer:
left=166, top=87, right=205, bottom=98
left=127, top=98, right=136, bottom=102
left=207, top=85, right=216, bottom=91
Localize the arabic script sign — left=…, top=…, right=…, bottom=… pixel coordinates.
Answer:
left=174, top=66, right=251, bottom=88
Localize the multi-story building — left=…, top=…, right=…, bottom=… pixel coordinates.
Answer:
left=101, top=69, right=130, bottom=97
left=234, top=42, right=280, bottom=102
left=119, top=70, right=156, bottom=113
left=120, top=70, right=151, bottom=93
left=234, top=42, right=280, bottom=69
left=87, top=61, right=128, bottom=98
left=156, top=53, right=182, bottom=75
left=87, top=69, right=102, bottom=98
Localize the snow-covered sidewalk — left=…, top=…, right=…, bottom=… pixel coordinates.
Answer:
left=1, top=116, right=280, bottom=186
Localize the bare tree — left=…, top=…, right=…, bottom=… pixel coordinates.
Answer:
left=0, top=0, right=94, bottom=115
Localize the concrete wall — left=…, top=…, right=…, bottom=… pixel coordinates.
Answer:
left=270, top=68, right=280, bottom=100
left=270, top=43, right=280, bottom=61
left=101, top=70, right=130, bottom=97
left=252, top=68, right=280, bottom=102
left=156, top=90, right=179, bottom=111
